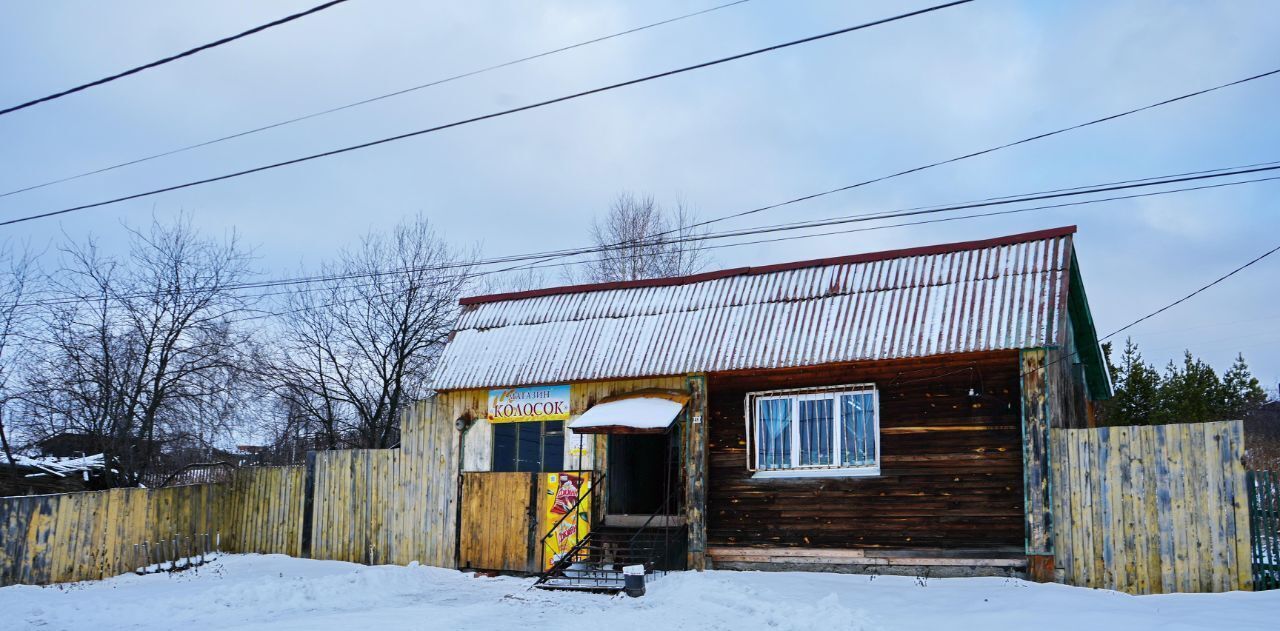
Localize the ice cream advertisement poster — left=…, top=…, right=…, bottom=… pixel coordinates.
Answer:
left=543, top=472, right=591, bottom=569
left=487, top=385, right=571, bottom=423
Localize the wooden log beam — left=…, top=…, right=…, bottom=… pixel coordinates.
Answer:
left=685, top=374, right=709, bottom=571
left=707, top=546, right=1029, bottom=568
left=1027, top=554, right=1055, bottom=582
left=1020, top=349, right=1053, bottom=557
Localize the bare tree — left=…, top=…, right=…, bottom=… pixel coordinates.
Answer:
left=268, top=215, right=473, bottom=450
left=0, top=242, right=38, bottom=467
left=20, top=217, right=253, bottom=485
left=571, top=193, right=710, bottom=283
left=486, top=266, right=549, bottom=294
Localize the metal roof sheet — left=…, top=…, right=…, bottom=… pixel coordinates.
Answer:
left=432, top=227, right=1075, bottom=390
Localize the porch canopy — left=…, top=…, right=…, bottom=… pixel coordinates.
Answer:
left=568, top=389, right=690, bottom=434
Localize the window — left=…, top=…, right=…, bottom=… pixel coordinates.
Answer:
left=746, top=385, right=878, bottom=478
left=492, top=421, right=564, bottom=472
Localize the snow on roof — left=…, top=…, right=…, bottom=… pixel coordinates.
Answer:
left=433, top=227, right=1077, bottom=390
left=568, top=395, right=688, bottom=434
left=9, top=453, right=105, bottom=477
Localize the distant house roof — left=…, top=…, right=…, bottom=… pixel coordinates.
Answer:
left=432, top=226, right=1093, bottom=391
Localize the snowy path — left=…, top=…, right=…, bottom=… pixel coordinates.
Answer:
left=3, top=554, right=1276, bottom=630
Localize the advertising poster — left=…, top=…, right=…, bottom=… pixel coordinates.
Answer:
left=542, top=472, right=591, bottom=569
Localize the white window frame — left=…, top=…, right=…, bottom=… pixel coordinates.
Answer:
left=744, top=383, right=880, bottom=479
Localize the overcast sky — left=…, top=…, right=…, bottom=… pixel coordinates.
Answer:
left=1, top=0, right=1277, bottom=390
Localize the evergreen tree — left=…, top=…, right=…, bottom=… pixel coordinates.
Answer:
left=1159, top=352, right=1222, bottom=424
left=1102, top=338, right=1164, bottom=426
left=1100, top=340, right=1267, bottom=426
left=1220, top=353, right=1268, bottom=420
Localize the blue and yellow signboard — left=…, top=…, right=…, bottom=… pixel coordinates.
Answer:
left=486, top=385, right=571, bottom=423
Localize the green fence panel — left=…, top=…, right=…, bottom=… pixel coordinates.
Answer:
left=1248, top=470, right=1280, bottom=591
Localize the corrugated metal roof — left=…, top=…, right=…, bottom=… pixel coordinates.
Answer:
left=432, top=226, right=1076, bottom=390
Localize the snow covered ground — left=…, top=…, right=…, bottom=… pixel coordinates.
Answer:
left=3, top=554, right=1276, bottom=631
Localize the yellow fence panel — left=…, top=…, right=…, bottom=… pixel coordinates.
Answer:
left=1050, top=420, right=1251, bottom=593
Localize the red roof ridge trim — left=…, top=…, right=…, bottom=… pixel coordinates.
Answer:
left=460, top=225, right=1077, bottom=306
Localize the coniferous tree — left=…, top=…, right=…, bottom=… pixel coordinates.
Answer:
left=1220, top=353, right=1268, bottom=420
left=1160, top=352, right=1222, bottom=424
left=1101, top=340, right=1267, bottom=426
left=1103, top=338, right=1164, bottom=425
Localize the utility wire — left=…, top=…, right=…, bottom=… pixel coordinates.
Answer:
left=1104, top=243, right=1280, bottom=341
left=481, top=66, right=1280, bottom=280
left=0, top=0, right=974, bottom=228
left=0, top=0, right=351, bottom=117
left=238, top=185, right=1280, bottom=331
left=1016, top=238, right=1280, bottom=382
left=355, top=162, right=1280, bottom=284
left=0, top=0, right=753, bottom=199
left=496, top=163, right=1280, bottom=259
left=16, top=159, right=1280, bottom=309
left=678, top=69, right=1280, bottom=234
left=15, top=158, right=1270, bottom=306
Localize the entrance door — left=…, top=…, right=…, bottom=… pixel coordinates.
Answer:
left=459, top=472, right=535, bottom=572
left=607, top=433, right=680, bottom=516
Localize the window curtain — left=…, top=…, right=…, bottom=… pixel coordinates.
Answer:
left=798, top=398, right=834, bottom=466
left=840, top=392, right=875, bottom=466
left=758, top=399, right=791, bottom=469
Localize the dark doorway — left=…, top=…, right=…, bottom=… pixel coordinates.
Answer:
left=607, top=433, right=680, bottom=515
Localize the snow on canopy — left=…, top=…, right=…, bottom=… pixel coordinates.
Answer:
left=432, top=227, right=1076, bottom=390
left=568, top=395, right=688, bottom=434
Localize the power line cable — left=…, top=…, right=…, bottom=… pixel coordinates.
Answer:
left=15, top=158, right=1271, bottom=307
left=242, top=192, right=1280, bottom=335
left=0, top=0, right=351, bottom=117
left=359, top=161, right=1280, bottom=282
left=1016, top=238, right=1280, bottom=382
left=17, top=160, right=1280, bottom=309
left=356, top=66, right=1280, bottom=279
left=0, top=0, right=975, bottom=228
left=1104, top=243, right=1280, bottom=341
left=25, top=163, right=1280, bottom=308
left=480, top=66, right=1280, bottom=281
left=677, top=69, right=1280, bottom=235
left=661, top=173, right=1280, bottom=256
left=0, top=0, right=753, bottom=199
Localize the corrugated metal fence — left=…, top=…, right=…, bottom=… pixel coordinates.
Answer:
left=1050, top=420, right=1252, bottom=593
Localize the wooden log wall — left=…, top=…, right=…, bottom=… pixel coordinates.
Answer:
left=1050, top=420, right=1252, bottom=593
left=706, top=351, right=1026, bottom=551
left=1045, top=346, right=1092, bottom=430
